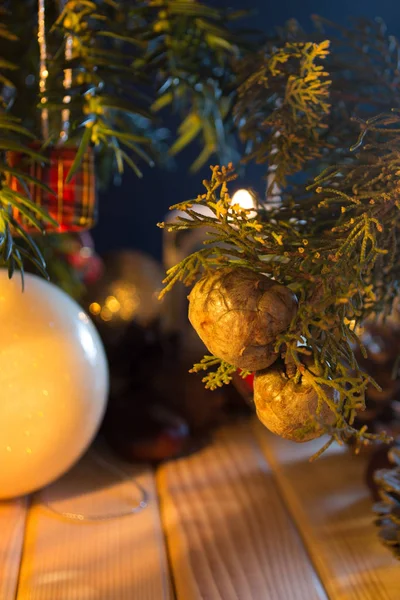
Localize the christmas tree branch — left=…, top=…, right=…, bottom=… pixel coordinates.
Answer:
left=148, top=0, right=251, bottom=171
left=0, top=9, right=54, bottom=282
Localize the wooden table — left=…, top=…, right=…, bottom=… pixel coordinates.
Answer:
left=1, top=418, right=399, bottom=600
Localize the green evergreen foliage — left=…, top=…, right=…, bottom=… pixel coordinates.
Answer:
left=159, top=18, right=400, bottom=461
left=0, top=0, right=250, bottom=280
left=235, top=17, right=400, bottom=188
left=159, top=95, right=400, bottom=456
left=235, top=39, right=331, bottom=187
left=2, top=4, right=400, bottom=456
left=0, top=8, right=56, bottom=285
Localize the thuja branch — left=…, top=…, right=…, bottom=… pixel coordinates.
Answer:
left=235, top=39, right=332, bottom=189
left=189, top=355, right=252, bottom=390
left=158, top=120, right=400, bottom=453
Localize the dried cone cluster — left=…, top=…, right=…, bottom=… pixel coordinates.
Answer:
left=188, top=267, right=337, bottom=442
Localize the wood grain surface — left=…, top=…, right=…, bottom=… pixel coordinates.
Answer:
left=253, top=420, right=400, bottom=600
left=15, top=450, right=171, bottom=600
left=2, top=420, right=400, bottom=600
left=0, top=498, right=27, bottom=600
left=158, top=421, right=327, bottom=600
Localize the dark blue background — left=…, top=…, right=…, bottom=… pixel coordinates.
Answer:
left=92, top=0, right=400, bottom=260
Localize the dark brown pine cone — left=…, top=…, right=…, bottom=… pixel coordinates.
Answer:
left=354, top=322, right=400, bottom=431
left=373, top=446, right=400, bottom=560
left=365, top=444, right=394, bottom=502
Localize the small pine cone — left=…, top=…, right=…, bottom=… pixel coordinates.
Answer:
left=365, top=444, right=394, bottom=501
left=188, top=267, right=297, bottom=371
left=253, top=362, right=337, bottom=442
left=373, top=446, right=400, bottom=560
left=353, top=322, right=400, bottom=429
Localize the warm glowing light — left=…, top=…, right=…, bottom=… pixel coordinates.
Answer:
left=89, top=302, right=101, bottom=316
left=120, top=298, right=138, bottom=321
left=109, top=284, right=140, bottom=321
left=100, top=307, right=113, bottom=322
left=105, top=296, right=121, bottom=313
left=231, top=189, right=256, bottom=211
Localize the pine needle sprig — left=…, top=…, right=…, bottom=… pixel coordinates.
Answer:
left=48, top=0, right=155, bottom=179
left=0, top=11, right=52, bottom=281
left=147, top=0, right=253, bottom=171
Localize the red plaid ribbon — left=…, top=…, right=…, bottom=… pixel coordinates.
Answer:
left=7, top=146, right=97, bottom=234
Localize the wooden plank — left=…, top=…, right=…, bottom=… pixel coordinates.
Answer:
left=16, top=449, right=171, bottom=600
left=253, top=419, right=400, bottom=600
left=158, top=421, right=328, bottom=600
left=0, top=498, right=27, bottom=600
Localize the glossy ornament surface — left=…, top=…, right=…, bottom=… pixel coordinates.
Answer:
left=0, top=271, right=108, bottom=498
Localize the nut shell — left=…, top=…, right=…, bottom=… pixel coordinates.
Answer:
left=254, top=364, right=337, bottom=442
left=188, top=267, right=297, bottom=370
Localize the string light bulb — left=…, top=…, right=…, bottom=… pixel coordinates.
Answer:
left=231, top=189, right=256, bottom=210
left=231, top=188, right=257, bottom=218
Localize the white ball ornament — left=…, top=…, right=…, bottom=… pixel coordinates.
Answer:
left=0, top=271, right=109, bottom=499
